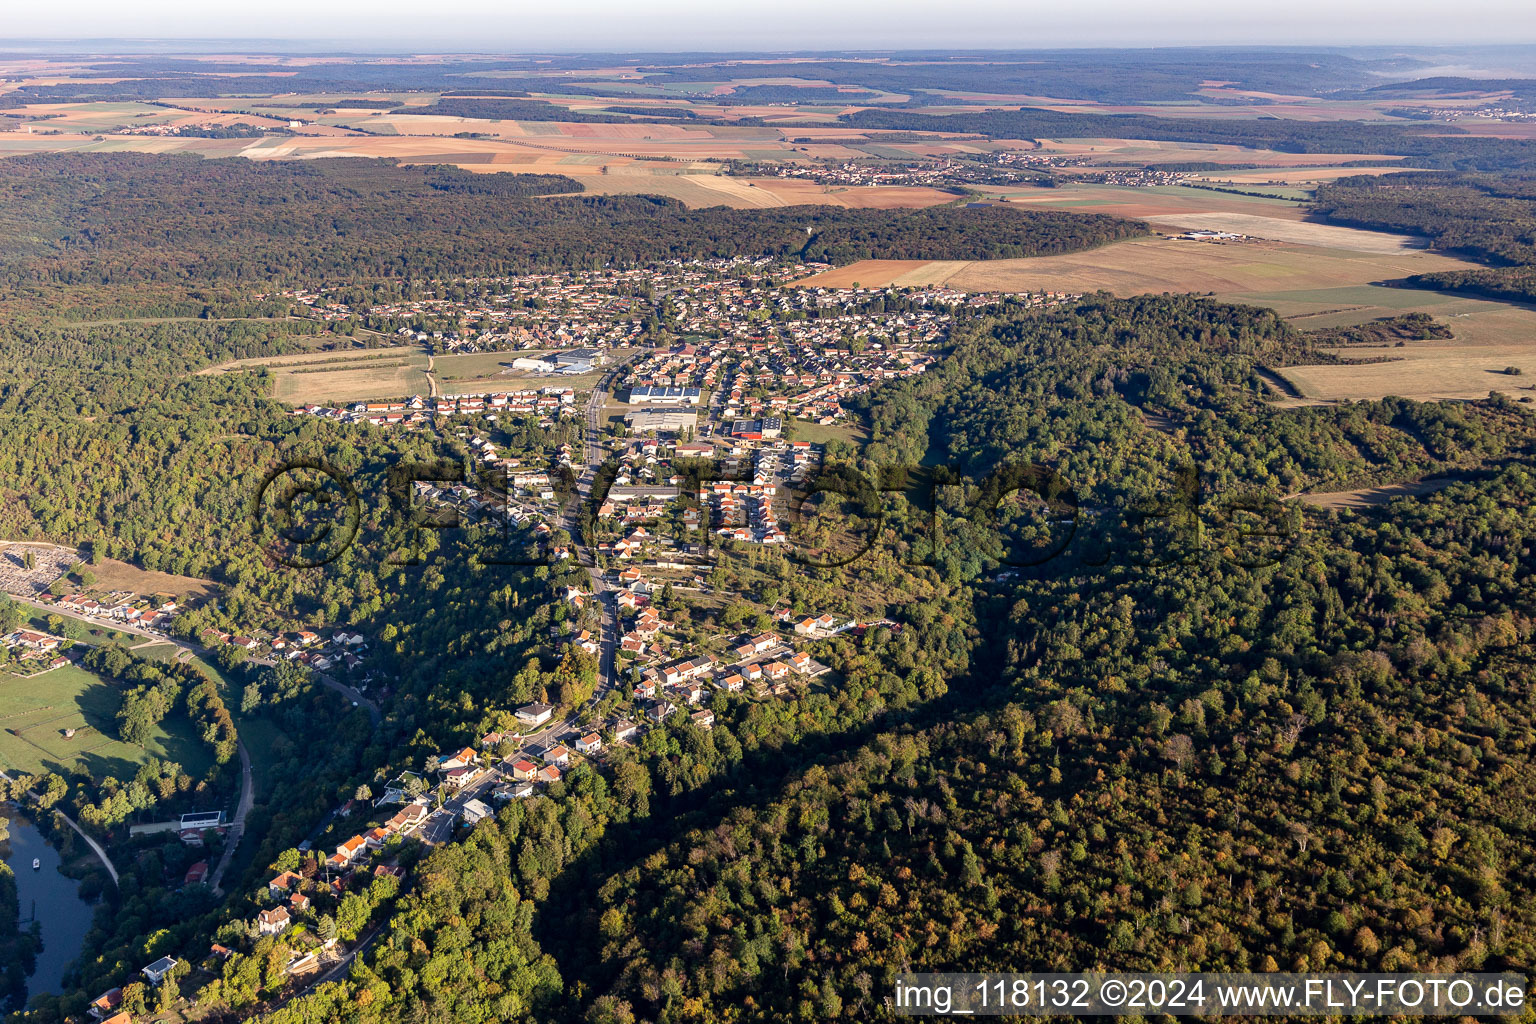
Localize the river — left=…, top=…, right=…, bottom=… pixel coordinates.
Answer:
left=2, top=812, right=96, bottom=1001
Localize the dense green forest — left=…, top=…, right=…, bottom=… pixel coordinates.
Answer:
left=2, top=50, right=1428, bottom=106
left=1351, top=77, right=1536, bottom=102
left=0, top=155, right=1140, bottom=297
left=1314, top=172, right=1536, bottom=301
left=184, top=296, right=1533, bottom=1024
left=839, top=109, right=1536, bottom=170
left=2, top=150, right=1535, bottom=1024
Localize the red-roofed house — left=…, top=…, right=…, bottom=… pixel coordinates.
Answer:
left=268, top=871, right=301, bottom=895
left=88, top=988, right=122, bottom=1020
left=438, top=747, right=478, bottom=771
left=332, top=835, right=366, bottom=867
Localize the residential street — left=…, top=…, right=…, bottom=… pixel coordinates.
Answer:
left=419, top=355, right=636, bottom=845
left=8, top=356, right=627, bottom=865
left=568, top=354, right=637, bottom=699
left=208, top=740, right=254, bottom=895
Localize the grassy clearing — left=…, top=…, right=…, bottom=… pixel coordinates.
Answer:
left=785, top=417, right=868, bottom=447
left=1278, top=343, right=1536, bottom=402
left=274, top=361, right=432, bottom=404
left=197, top=656, right=282, bottom=790
left=1292, top=477, right=1462, bottom=509
left=432, top=350, right=542, bottom=380
left=88, top=558, right=216, bottom=601
left=202, top=345, right=415, bottom=373
left=0, top=664, right=212, bottom=779
left=127, top=642, right=189, bottom=664
left=206, top=347, right=434, bottom=404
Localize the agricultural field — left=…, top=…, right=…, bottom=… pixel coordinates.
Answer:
left=1187, top=165, right=1412, bottom=186
left=563, top=173, right=793, bottom=208
left=572, top=173, right=957, bottom=208
left=978, top=182, right=1315, bottom=222
left=1142, top=213, right=1424, bottom=252
left=2, top=100, right=289, bottom=134
left=794, top=259, right=932, bottom=288
left=203, top=347, right=433, bottom=404
left=1261, top=290, right=1536, bottom=403
left=795, top=234, right=1480, bottom=296
left=0, top=664, right=212, bottom=779
left=1030, top=137, right=1405, bottom=167
left=0, top=89, right=1419, bottom=213
left=1277, top=342, right=1536, bottom=403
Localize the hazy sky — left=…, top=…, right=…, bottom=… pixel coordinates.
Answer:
left=7, top=0, right=1536, bottom=50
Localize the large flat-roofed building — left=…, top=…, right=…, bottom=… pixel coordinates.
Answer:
left=512, top=356, right=558, bottom=373
left=180, top=810, right=226, bottom=831
left=555, top=349, right=606, bottom=373
left=626, top=409, right=698, bottom=434
left=626, top=386, right=701, bottom=406
left=729, top=417, right=783, bottom=440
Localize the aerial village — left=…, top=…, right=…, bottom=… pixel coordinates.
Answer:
left=286, top=257, right=1073, bottom=431
left=27, top=257, right=1050, bottom=1012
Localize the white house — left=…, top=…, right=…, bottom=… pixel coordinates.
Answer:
left=516, top=703, right=553, bottom=727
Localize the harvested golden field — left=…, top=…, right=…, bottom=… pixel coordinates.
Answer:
left=1189, top=166, right=1411, bottom=185
left=572, top=173, right=794, bottom=208
left=1276, top=303, right=1536, bottom=402
left=1277, top=348, right=1536, bottom=402
left=505, top=171, right=955, bottom=209
left=1290, top=477, right=1462, bottom=510
left=793, top=260, right=932, bottom=288
left=1030, top=137, right=1406, bottom=167
left=1141, top=213, right=1425, bottom=253
left=203, top=347, right=433, bottom=404
left=794, top=235, right=1479, bottom=296
left=751, top=179, right=958, bottom=209
left=985, top=182, right=1313, bottom=221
